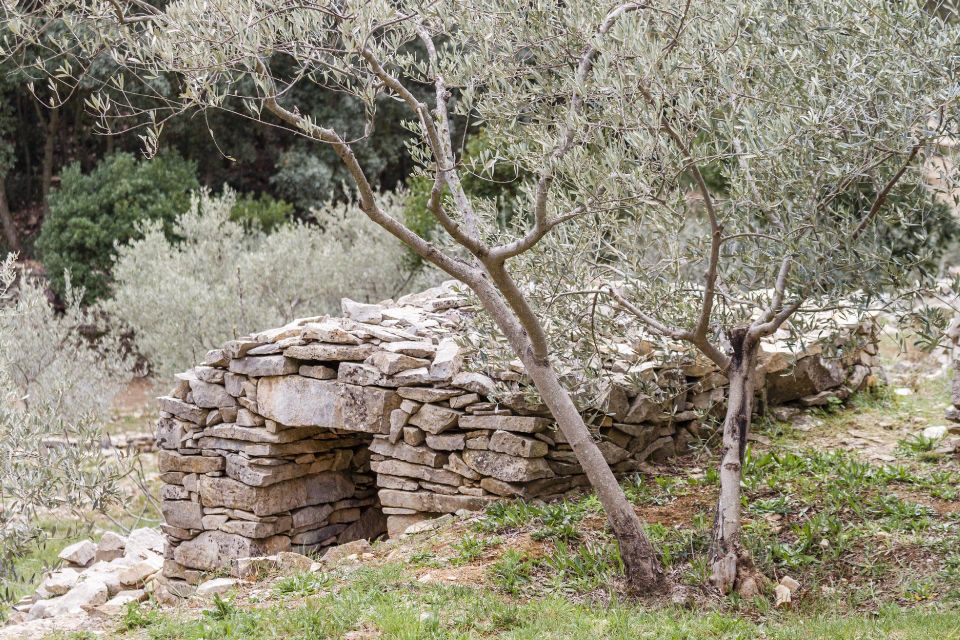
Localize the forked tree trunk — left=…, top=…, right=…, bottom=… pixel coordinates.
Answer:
left=709, top=326, right=758, bottom=594
left=521, top=353, right=665, bottom=594
left=0, top=178, right=20, bottom=253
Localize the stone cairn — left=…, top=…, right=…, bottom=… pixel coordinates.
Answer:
left=157, top=281, right=877, bottom=593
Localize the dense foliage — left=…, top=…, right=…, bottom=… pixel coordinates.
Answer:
left=36, top=152, right=199, bottom=302
left=0, top=255, right=128, bottom=580
left=102, top=189, right=434, bottom=379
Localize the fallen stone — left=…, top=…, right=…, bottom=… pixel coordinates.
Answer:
left=196, top=577, right=239, bottom=598
left=41, top=568, right=80, bottom=596
left=99, top=589, right=146, bottom=615
left=174, top=531, right=290, bottom=573
left=322, top=539, right=373, bottom=564
left=118, top=554, right=163, bottom=586
left=58, top=540, right=97, bottom=568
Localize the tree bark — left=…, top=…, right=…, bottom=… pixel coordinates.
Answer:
left=0, top=176, right=20, bottom=253
left=40, top=105, right=59, bottom=210
left=708, top=326, right=758, bottom=594
left=521, top=351, right=666, bottom=593
left=467, top=276, right=666, bottom=594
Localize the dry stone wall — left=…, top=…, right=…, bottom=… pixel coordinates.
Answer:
left=156, top=281, right=877, bottom=588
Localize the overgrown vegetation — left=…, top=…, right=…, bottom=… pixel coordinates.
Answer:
left=0, top=256, right=128, bottom=596
left=100, top=188, right=434, bottom=379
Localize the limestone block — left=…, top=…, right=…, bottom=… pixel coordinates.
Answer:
left=370, top=459, right=462, bottom=486
left=367, top=351, right=431, bottom=375
left=425, top=433, right=466, bottom=451
left=157, top=397, right=207, bottom=424
left=368, top=438, right=446, bottom=467
left=159, top=451, right=224, bottom=474
left=408, top=404, right=461, bottom=434
left=488, top=430, right=547, bottom=458
left=228, top=356, right=298, bottom=377
left=161, top=500, right=203, bottom=530
left=58, top=541, right=97, bottom=568
left=256, top=375, right=338, bottom=427
left=188, top=379, right=236, bottom=409
left=284, top=343, right=376, bottom=362
left=335, top=384, right=401, bottom=434
left=199, top=473, right=355, bottom=517
left=378, top=489, right=490, bottom=513
left=173, top=531, right=290, bottom=573
left=461, top=449, right=554, bottom=482
left=459, top=415, right=550, bottom=434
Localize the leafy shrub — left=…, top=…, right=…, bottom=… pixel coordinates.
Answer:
left=229, top=192, right=294, bottom=232
left=36, top=152, right=199, bottom=303
left=0, top=255, right=127, bottom=588
left=102, top=188, right=437, bottom=380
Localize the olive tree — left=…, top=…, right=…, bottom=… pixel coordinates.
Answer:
left=1, top=0, right=674, bottom=592
left=497, top=1, right=960, bottom=593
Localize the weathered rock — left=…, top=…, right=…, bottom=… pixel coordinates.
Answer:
left=488, top=430, right=548, bottom=458
left=370, top=459, right=462, bottom=486
left=58, top=540, right=97, bottom=568
left=118, top=554, right=163, bottom=586
left=41, top=568, right=80, bottom=596
left=336, top=384, right=401, bottom=434
left=158, top=396, right=207, bottom=424
left=300, top=364, right=337, bottom=380
left=256, top=376, right=338, bottom=427
left=189, top=379, right=236, bottom=409
left=378, top=489, right=490, bottom=513
left=367, top=351, right=431, bottom=375
left=459, top=415, right=550, bottom=434
left=408, top=404, right=461, bottom=434
left=425, top=433, right=465, bottom=451
left=199, top=473, right=355, bottom=516
left=322, top=539, right=373, bottom=563
left=342, top=298, right=383, bottom=324
left=174, top=531, right=290, bottom=573
left=161, top=500, right=203, bottom=530
left=229, top=355, right=299, bottom=377
left=461, top=449, right=554, bottom=482
left=159, top=450, right=225, bottom=474
left=284, top=343, right=376, bottom=362
left=451, top=372, right=496, bottom=395
left=368, top=438, right=445, bottom=467
left=195, top=577, right=239, bottom=598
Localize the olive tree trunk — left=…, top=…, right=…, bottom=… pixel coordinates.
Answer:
left=466, top=274, right=666, bottom=594
left=708, top=326, right=759, bottom=594
left=520, top=350, right=665, bottom=592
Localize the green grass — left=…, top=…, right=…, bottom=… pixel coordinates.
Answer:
left=108, top=566, right=960, bottom=639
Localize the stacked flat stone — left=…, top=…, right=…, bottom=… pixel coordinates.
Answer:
left=156, top=281, right=877, bottom=590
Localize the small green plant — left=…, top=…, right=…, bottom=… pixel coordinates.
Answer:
left=542, top=540, right=624, bottom=593
left=489, top=549, right=534, bottom=595
left=120, top=601, right=158, bottom=630
left=202, top=594, right=237, bottom=621
left=451, top=534, right=500, bottom=566
left=273, top=571, right=332, bottom=597
left=898, top=433, right=942, bottom=455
